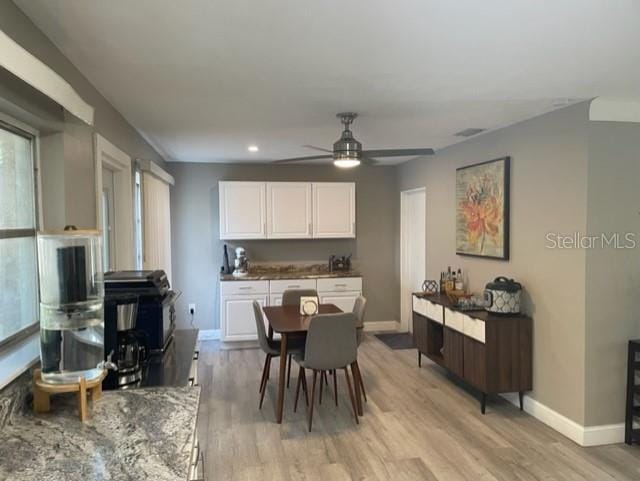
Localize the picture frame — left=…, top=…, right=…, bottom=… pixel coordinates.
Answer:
left=299, top=296, right=319, bottom=316
left=455, top=156, right=510, bottom=260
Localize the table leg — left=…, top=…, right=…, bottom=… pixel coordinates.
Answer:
left=276, top=332, right=288, bottom=423
left=351, top=362, right=363, bottom=416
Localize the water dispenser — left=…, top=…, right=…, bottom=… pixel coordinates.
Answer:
left=37, top=229, right=105, bottom=384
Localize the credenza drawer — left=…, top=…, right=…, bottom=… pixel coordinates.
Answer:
left=413, top=297, right=443, bottom=324
left=412, top=296, right=427, bottom=317
left=444, top=307, right=464, bottom=333
left=463, top=316, right=486, bottom=344
left=220, top=280, right=269, bottom=295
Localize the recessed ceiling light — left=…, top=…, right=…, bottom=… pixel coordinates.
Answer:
left=248, top=145, right=259, bottom=152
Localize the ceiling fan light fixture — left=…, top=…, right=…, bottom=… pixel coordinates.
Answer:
left=333, top=158, right=361, bottom=168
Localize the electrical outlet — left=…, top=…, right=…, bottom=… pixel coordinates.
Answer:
left=188, top=303, right=196, bottom=315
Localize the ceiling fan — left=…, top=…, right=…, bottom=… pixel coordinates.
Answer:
left=272, top=112, right=435, bottom=168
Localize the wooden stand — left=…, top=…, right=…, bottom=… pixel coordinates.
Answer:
left=33, top=368, right=107, bottom=422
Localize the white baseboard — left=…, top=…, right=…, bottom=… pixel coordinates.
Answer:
left=363, top=320, right=400, bottom=332
left=500, top=393, right=625, bottom=446
left=197, top=329, right=220, bottom=341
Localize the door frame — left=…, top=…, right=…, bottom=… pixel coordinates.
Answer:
left=95, top=133, right=134, bottom=270
left=400, top=187, right=426, bottom=332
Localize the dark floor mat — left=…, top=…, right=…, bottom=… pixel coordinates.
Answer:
left=374, top=332, right=415, bottom=350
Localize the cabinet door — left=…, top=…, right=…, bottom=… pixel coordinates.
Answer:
left=443, top=327, right=464, bottom=378
left=266, top=182, right=312, bottom=238
left=318, top=291, right=360, bottom=312
left=463, top=336, right=487, bottom=391
left=413, top=313, right=428, bottom=354
left=219, top=182, right=266, bottom=239
left=220, top=294, right=268, bottom=341
left=312, top=182, right=356, bottom=238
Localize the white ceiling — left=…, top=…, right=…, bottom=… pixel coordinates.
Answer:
left=14, top=0, right=640, bottom=164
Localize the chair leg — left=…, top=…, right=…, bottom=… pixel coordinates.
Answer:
left=324, top=370, right=329, bottom=385
left=287, top=353, right=292, bottom=388
left=333, top=369, right=338, bottom=406
left=354, top=360, right=367, bottom=403
left=301, top=368, right=309, bottom=407
left=259, top=354, right=270, bottom=394
left=294, top=366, right=303, bottom=412
left=259, top=355, right=272, bottom=409
left=319, top=371, right=325, bottom=405
left=308, top=370, right=318, bottom=432
left=343, top=367, right=359, bottom=425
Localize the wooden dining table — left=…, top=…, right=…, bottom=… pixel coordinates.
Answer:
left=262, top=303, right=364, bottom=424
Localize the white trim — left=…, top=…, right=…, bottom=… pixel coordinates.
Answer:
left=0, top=29, right=94, bottom=125
left=197, top=329, right=220, bottom=341
left=400, top=187, right=426, bottom=333
left=138, top=158, right=175, bottom=186
left=500, top=393, right=625, bottom=446
left=0, top=334, right=39, bottom=390
left=589, top=97, right=640, bottom=123
left=362, top=321, right=400, bottom=332
left=95, top=134, right=134, bottom=270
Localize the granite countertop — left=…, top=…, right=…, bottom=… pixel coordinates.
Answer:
left=0, top=385, right=200, bottom=481
left=220, top=262, right=360, bottom=281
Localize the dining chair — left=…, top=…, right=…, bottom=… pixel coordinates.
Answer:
left=281, top=288, right=318, bottom=387
left=293, top=312, right=359, bottom=431
left=352, top=296, right=368, bottom=403
left=253, top=301, right=304, bottom=410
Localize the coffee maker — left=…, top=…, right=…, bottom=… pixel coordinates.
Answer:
left=103, top=294, right=148, bottom=389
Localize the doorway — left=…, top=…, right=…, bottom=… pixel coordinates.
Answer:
left=400, top=188, right=426, bottom=333
left=95, top=134, right=134, bottom=270
left=101, top=167, right=116, bottom=271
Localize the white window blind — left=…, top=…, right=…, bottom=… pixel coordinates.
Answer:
left=0, top=123, right=38, bottom=349
left=142, top=171, right=172, bottom=283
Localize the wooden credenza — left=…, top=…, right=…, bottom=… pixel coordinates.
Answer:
left=413, top=293, right=532, bottom=414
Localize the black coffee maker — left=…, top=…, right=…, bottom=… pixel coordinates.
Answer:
left=103, top=294, right=148, bottom=389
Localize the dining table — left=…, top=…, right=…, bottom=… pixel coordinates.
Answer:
left=262, top=303, right=364, bottom=424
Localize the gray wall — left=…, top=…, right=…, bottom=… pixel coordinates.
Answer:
left=584, top=121, right=640, bottom=426
left=168, top=163, right=399, bottom=330
left=397, top=102, right=590, bottom=424
left=0, top=0, right=165, bottom=228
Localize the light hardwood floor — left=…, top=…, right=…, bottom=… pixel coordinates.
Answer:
left=196, top=334, right=640, bottom=481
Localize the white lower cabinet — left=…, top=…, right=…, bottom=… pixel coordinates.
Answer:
left=318, top=291, right=361, bottom=312
left=220, top=294, right=268, bottom=341
left=220, top=276, right=362, bottom=342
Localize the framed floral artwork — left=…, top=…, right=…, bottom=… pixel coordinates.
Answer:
left=456, top=156, right=510, bottom=260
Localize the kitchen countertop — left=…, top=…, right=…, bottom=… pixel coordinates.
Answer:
left=141, top=328, right=198, bottom=388
left=220, top=262, right=360, bottom=281
left=0, top=383, right=200, bottom=481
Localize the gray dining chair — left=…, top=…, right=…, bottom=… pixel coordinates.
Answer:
left=293, top=312, right=359, bottom=431
left=253, top=301, right=304, bottom=410
left=281, top=288, right=318, bottom=388
left=352, top=296, right=368, bottom=403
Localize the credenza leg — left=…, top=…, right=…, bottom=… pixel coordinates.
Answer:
left=418, top=351, right=422, bottom=367
left=519, top=391, right=524, bottom=411
left=481, top=393, right=486, bottom=415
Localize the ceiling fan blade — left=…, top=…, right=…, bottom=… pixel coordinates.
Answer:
left=302, top=144, right=333, bottom=153
left=361, top=156, right=379, bottom=166
left=271, top=154, right=333, bottom=164
left=362, top=148, right=435, bottom=157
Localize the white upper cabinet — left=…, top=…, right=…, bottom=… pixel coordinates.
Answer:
left=219, top=181, right=266, bottom=239
left=218, top=181, right=356, bottom=240
left=312, top=182, right=356, bottom=238
left=266, top=182, right=312, bottom=238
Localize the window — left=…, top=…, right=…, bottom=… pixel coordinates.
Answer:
left=0, top=121, right=39, bottom=349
